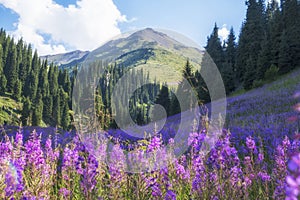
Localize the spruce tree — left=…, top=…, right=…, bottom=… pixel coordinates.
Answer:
left=223, top=27, right=236, bottom=93
left=281, top=0, right=300, bottom=69
left=43, top=95, right=53, bottom=125
left=4, top=40, right=18, bottom=93
left=155, top=83, right=171, bottom=117
left=61, top=103, right=70, bottom=130
left=13, top=79, right=22, bottom=101
left=32, top=91, right=43, bottom=126
left=236, top=0, right=266, bottom=88
left=205, top=23, right=224, bottom=71
left=21, top=97, right=31, bottom=126
left=278, top=31, right=292, bottom=74
left=0, top=45, right=7, bottom=95
left=53, top=93, right=61, bottom=126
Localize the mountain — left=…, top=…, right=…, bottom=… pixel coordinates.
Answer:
left=41, top=50, right=89, bottom=69
left=43, top=28, right=204, bottom=84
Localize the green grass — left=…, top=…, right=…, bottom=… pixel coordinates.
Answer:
left=229, top=66, right=300, bottom=98
left=118, top=48, right=201, bottom=85
left=0, top=95, right=22, bottom=125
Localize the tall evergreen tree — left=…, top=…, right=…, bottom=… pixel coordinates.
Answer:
left=53, top=93, right=61, bottom=126
left=13, top=79, right=22, bottom=101
left=61, top=103, right=70, bottom=130
left=205, top=23, right=224, bottom=71
left=268, top=0, right=283, bottom=67
left=236, top=0, right=266, bottom=88
left=32, top=91, right=43, bottom=126
left=0, top=44, right=7, bottom=95
left=21, top=97, right=31, bottom=126
left=281, top=0, right=300, bottom=71
left=223, top=27, right=236, bottom=93
left=278, top=30, right=293, bottom=74
left=4, top=40, right=18, bottom=93
left=154, top=83, right=171, bottom=117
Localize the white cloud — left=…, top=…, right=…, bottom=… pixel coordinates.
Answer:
left=0, top=0, right=127, bottom=55
left=218, top=24, right=230, bottom=42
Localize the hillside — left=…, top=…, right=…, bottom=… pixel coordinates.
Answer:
left=43, top=28, right=204, bottom=84
left=40, top=50, right=89, bottom=69
left=0, top=96, right=22, bottom=125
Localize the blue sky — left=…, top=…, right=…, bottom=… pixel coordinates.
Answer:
left=0, top=0, right=247, bottom=55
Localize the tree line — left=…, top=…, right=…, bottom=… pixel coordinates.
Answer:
left=0, top=29, right=72, bottom=129
left=205, top=0, right=300, bottom=92
left=0, top=0, right=299, bottom=130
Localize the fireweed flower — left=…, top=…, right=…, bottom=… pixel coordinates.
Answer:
left=192, top=152, right=206, bottom=194
left=145, top=174, right=162, bottom=198
left=229, top=166, right=243, bottom=188
left=165, top=189, right=176, bottom=200
left=175, top=160, right=188, bottom=180
left=274, top=145, right=288, bottom=199
left=246, top=136, right=256, bottom=151
left=24, top=130, right=45, bottom=169
left=81, top=154, right=99, bottom=196
left=3, top=160, right=23, bottom=197
left=108, top=144, right=126, bottom=183
left=286, top=153, right=300, bottom=199
left=294, top=103, right=300, bottom=112
left=147, top=136, right=162, bottom=152
left=257, top=152, right=264, bottom=163
left=0, top=135, right=13, bottom=159
left=257, top=171, right=271, bottom=182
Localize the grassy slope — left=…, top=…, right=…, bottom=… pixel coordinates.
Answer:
left=224, top=67, right=300, bottom=153
left=117, top=48, right=201, bottom=85
left=0, top=95, right=22, bottom=125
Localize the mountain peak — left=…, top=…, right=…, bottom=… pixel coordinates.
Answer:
left=127, top=28, right=183, bottom=49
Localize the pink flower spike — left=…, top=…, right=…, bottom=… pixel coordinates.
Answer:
left=287, top=176, right=298, bottom=187
left=294, top=103, right=300, bottom=112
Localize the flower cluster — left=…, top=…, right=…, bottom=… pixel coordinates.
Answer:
left=0, top=127, right=298, bottom=199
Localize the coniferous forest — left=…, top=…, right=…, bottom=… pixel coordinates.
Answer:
left=0, top=0, right=300, bottom=199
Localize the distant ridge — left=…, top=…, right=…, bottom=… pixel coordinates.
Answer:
left=41, top=28, right=204, bottom=83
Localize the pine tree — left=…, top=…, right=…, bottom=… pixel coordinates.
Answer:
left=61, top=103, right=70, bottom=130
left=278, top=31, right=292, bottom=74
left=4, top=40, right=18, bottom=93
left=18, top=43, right=28, bottom=85
left=236, top=0, right=266, bottom=88
left=32, top=91, right=43, bottom=126
left=268, top=0, right=282, bottom=67
left=0, top=45, right=7, bottom=95
left=281, top=0, right=300, bottom=70
left=177, top=60, right=198, bottom=109
left=243, top=57, right=257, bottom=90
left=194, top=69, right=210, bottom=104
left=205, top=23, right=224, bottom=71
left=154, top=83, right=171, bottom=117
left=0, top=72, right=7, bottom=95
left=21, top=97, right=31, bottom=126
left=256, top=36, right=271, bottom=80
left=43, top=95, right=53, bottom=125
left=223, top=27, right=236, bottom=93
left=53, top=93, right=61, bottom=126
left=13, top=79, right=22, bottom=101
left=38, top=60, right=49, bottom=97
left=49, top=64, right=59, bottom=96
left=170, top=92, right=180, bottom=116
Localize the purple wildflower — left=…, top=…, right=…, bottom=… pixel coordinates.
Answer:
left=246, top=136, right=256, bottom=151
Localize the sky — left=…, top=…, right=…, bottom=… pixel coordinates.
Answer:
left=0, top=0, right=247, bottom=56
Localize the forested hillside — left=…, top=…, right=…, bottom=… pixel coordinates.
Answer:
left=205, top=0, right=300, bottom=92
left=0, top=29, right=72, bottom=129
